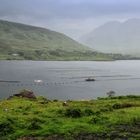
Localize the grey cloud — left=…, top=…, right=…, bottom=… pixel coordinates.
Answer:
left=0, top=0, right=140, bottom=19
left=0, top=0, right=140, bottom=39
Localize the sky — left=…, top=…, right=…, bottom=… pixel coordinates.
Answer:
left=0, top=0, right=140, bottom=39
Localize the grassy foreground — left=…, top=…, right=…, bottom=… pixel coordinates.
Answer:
left=1, top=95, right=140, bottom=139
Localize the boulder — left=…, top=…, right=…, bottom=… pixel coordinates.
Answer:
left=62, top=101, right=69, bottom=106
left=9, top=89, right=37, bottom=99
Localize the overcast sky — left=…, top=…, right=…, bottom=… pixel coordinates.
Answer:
left=0, top=0, right=140, bottom=39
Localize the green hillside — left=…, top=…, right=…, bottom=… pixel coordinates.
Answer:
left=0, top=20, right=113, bottom=60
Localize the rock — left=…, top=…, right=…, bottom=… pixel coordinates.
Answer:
left=3, top=108, right=8, bottom=112
left=62, top=101, right=68, bottom=106
left=8, top=89, right=37, bottom=100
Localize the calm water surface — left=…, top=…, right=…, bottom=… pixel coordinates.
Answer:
left=0, top=60, right=140, bottom=100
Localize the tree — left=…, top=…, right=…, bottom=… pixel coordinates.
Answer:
left=106, top=90, right=116, bottom=97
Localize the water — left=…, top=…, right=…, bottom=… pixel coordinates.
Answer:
left=0, top=60, right=140, bottom=100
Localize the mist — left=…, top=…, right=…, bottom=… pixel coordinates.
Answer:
left=0, top=0, right=140, bottom=39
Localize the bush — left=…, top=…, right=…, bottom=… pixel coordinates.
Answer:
left=62, top=108, right=99, bottom=117
left=0, top=118, right=15, bottom=136
left=37, top=96, right=49, bottom=104
left=84, top=109, right=94, bottom=116
left=90, top=115, right=109, bottom=124
left=65, top=108, right=82, bottom=118
left=100, top=105, right=113, bottom=112
left=112, top=103, right=133, bottom=109
left=53, top=99, right=58, bottom=102
left=27, top=117, right=43, bottom=130
left=100, top=108, right=112, bottom=112
left=126, top=95, right=140, bottom=99
left=131, top=117, right=140, bottom=125
left=28, top=121, right=41, bottom=130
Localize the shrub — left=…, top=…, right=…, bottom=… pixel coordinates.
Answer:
left=84, top=109, right=94, bottom=116
left=27, top=117, right=43, bottom=130
left=95, top=111, right=101, bottom=116
left=126, top=95, right=140, bottom=99
left=131, top=117, right=140, bottom=125
left=112, top=103, right=133, bottom=109
left=100, top=105, right=113, bottom=112
left=37, top=96, right=49, bottom=104
left=90, top=116, right=109, bottom=124
left=53, top=99, right=58, bottom=102
left=100, top=108, right=111, bottom=112
left=0, top=118, right=15, bottom=136
left=65, top=108, right=82, bottom=118
left=97, top=97, right=104, bottom=100
left=27, top=121, right=41, bottom=130
left=57, top=109, right=64, bottom=114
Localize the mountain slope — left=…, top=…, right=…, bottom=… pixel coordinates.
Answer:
left=0, top=20, right=109, bottom=60
left=81, top=18, right=140, bottom=55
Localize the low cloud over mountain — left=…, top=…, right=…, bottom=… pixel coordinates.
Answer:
left=80, top=18, right=140, bottom=55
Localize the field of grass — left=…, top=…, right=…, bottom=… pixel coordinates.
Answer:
left=0, top=50, right=114, bottom=61
left=0, top=94, right=140, bottom=139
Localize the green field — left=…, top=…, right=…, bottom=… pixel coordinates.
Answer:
left=1, top=93, right=140, bottom=139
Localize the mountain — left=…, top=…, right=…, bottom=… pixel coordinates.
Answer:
left=0, top=20, right=110, bottom=60
left=80, top=18, right=140, bottom=55
left=0, top=20, right=136, bottom=61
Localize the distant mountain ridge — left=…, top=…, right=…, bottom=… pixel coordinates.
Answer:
left=81, top=18, right=140, bottom=56
left=0, top=20, right=99, bottom=60
left=0, top=20, right=137, bottom=60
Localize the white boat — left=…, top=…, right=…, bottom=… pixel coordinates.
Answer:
left=34, top=80, right=43, bottom=83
